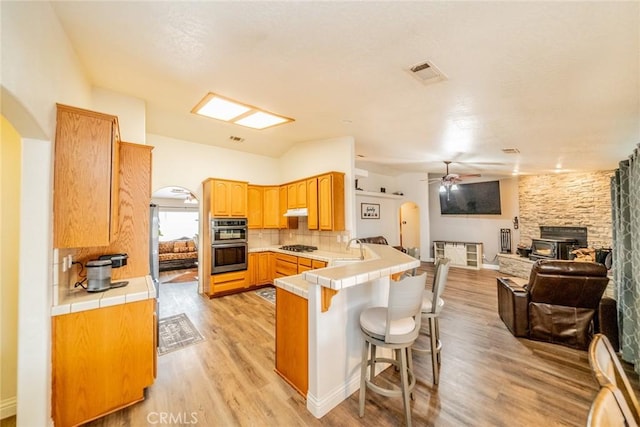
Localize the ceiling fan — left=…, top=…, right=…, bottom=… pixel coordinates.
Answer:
left=427, top=161, right=481, bottom=188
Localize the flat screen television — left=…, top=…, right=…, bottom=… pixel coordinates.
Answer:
left=439, top=180, right=502, bottom=215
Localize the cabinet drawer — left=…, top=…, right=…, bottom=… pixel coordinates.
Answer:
left=312, top=260, right=327, bottom=269
left=212, top=270, right=247, bottom=284
left=275, top=260, right=298, bottom=277
left=276, top=253, right=298, bottom=264
left=298, top=257, right=312, bottom=268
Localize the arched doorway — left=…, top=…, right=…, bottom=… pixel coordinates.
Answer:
left=400, top=202, right=420, bottom=257
left=151, top=186, right=200, bottom=297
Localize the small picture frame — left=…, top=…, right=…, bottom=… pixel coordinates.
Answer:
left=361, top=203, right=380, bottom=219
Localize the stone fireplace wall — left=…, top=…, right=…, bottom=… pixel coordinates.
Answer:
left=518, top=171, right=614, bottom=248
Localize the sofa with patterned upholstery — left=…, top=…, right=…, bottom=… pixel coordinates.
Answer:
left=159, top=238, right=198, bottom=271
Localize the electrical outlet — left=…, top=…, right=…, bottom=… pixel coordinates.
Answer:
left=343, top=235, right=349, bottom=243
left=67, top=254, right=73, bottom=266
left=62, top=256, right=68, bottom=272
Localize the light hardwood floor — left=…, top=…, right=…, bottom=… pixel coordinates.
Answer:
left=85, top=264, right=638, bottom=426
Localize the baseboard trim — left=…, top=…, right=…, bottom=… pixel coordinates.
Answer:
left=1, top=396, right=17, bottom=419
left=483, top=263, right=500, bottom=271
left=307, top=374, right=362, bottom=418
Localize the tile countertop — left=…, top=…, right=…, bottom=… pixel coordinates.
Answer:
left=273, top=244, right=420, bottom=298
left=248, top=245, right=362, bottom=263
left=51, top=275, right=156, bottom=317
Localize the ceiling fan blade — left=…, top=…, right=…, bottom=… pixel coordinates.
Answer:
left=459, top=173, right=482, bottom=178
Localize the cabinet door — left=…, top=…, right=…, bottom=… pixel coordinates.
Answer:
left=275, top=288, right=308, bottom=396
left=307, top=178, right=318, bottom=230
left=53, top=105, right=120, bottom=248
left=318, top=174, right=333, bottom=231
left=247, top=186, right=263, bottom=229
left=318, top=172, right=345, bottom=231
left=211, top=180, right=230, bottom=216
left=257, top=252, right=271, bottom=284
left=263, top=186, right=280, bottom=229
left=248, top=253, right=258, bottom=286
left=287, top=183, right=297, bottom=209
left=296, top=181, right=307, bottom=208
left=279, top=186, right=298, bottom=229
left=52, top=299, right=155, bottom=427
left=229, top=181, right=248, bottom=217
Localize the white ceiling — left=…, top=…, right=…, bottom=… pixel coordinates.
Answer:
left=51, top=1, right=639, bottom=177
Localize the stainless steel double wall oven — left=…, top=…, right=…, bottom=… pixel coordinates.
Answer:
left=211, top=218, right=248, bottom=273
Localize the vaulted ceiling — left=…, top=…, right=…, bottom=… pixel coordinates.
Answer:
left=51, top=1, right=639, bottom=177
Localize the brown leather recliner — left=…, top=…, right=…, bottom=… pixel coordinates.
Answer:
left=497, top=260, right=609, bottom=350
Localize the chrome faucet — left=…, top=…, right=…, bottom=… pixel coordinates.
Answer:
left=346, top=238, right=365, bottom=260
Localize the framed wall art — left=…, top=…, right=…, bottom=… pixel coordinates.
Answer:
left=361, top=203, right=380, bottom=219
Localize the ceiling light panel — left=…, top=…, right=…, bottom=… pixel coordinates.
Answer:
left=235, top=111, right=287, bottom=130
left=192, top=92, right=293, bottom=130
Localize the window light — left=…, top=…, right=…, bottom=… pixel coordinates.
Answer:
left=192, top=92, right=294, bottom=130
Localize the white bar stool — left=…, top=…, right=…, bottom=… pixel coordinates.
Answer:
left=358, top=273, right=427, bottom=427
left=412, top=258, right=450, bottom=385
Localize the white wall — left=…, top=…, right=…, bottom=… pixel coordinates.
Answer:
left=428, top=176, right=519, bottom=264
left=148, top=133, right=282, bottom=198
left=396, top=173, right=431, bottom=261
left=355, top=194, right=402, bottom=245
left=279, top=136, right=355, bottom=232
left=1, top=2, right=94, bottom=425
left=92, top=88, right=146, bottom=144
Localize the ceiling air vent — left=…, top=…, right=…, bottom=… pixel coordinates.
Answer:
left=229, top=136, right=245, bottom=143
left=408, top=60, right=446, bottom=85
left=501, top=148, right=521, bottom=154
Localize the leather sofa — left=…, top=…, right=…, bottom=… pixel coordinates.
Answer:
left=497, top=259, right=609, bottom=350
left=356, top=236, right=406, bottom=253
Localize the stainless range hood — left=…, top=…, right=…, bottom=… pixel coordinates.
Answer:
left=283, top=208, right=308, bottom=217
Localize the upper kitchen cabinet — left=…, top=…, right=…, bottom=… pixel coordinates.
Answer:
left=307, top=178, right=319, bottom=230
left=248, top=185, right=280, bottom=229
left=318, top=172, right=345, bottom=231
left=287, top=180, right=307, bottom=209
left=279, top=186, right=298, bottom=229
left=54, top=104, right=121, bottom=248
left=210, top=179, right=248, bottom=217
left=263, top=186, right=280, bottom=229
left=247, top=185, right=263, bottom=229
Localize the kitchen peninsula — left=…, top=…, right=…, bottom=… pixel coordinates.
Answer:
left=273, top=244, right=420, bottom=418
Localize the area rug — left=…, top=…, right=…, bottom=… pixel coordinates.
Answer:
left=158, top=313, right=204, bottom=356
left=165, top=270, right=198, bottom=283
left=255, top=287, right=276, bottom=304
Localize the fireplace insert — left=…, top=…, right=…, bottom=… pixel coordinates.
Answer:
left=530, top=226, right=587, bottom=261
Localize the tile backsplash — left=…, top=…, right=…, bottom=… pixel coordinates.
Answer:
left=248, top=218, right=353, bottom=253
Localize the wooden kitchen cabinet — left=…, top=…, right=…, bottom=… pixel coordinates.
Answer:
left=307, top=178, right=319, bottom=230
left=248, top=185, right=280, bottom=229
left=52, top=299, right=156, bottom=427
left=279, top=186, right=298, bottom=229
left=53, top=104, right=121, bottom=248
left=275, top=287, right=308, bottom=396
left=287, top=180, right=307, bottom=209
left=247, top=185, right=263, bottom=229
left=208, top=270, right=248, bottom=296
left=318, top=172, right=345, bottom=231
left=274, top=253, right=299, bottom=278
left=263, top=186, right=280, bottom=228
left=74, top=142, right=153, bottom=281
left=210, top=179, right=248, bottom=217
left=248, top=252, right=271, bottom=286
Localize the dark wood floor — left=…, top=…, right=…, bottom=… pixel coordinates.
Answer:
left=83, top=264, right=638, bottom=426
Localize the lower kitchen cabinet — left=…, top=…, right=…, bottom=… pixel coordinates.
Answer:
left=275, top=287, right=308, bottom=396
left=274, top=253, right=299, bottom=278
left=208, top=270, right=248, bottom=297
left=52, top=299, right=156, bottom=427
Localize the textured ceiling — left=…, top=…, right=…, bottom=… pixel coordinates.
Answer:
left=51, top=1, right=639, bottom=177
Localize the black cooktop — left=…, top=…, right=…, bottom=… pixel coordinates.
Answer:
left=280, top=245, right=318, bottom=253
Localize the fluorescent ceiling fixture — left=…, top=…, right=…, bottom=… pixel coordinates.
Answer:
left=192, top=92, right=293, bottom=130
left=235, top=111, right=287, bottom=130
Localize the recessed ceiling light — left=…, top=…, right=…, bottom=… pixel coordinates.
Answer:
left=192, top=92, right=294, bottom=130
left=235, top=111, right=288, bottom=130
